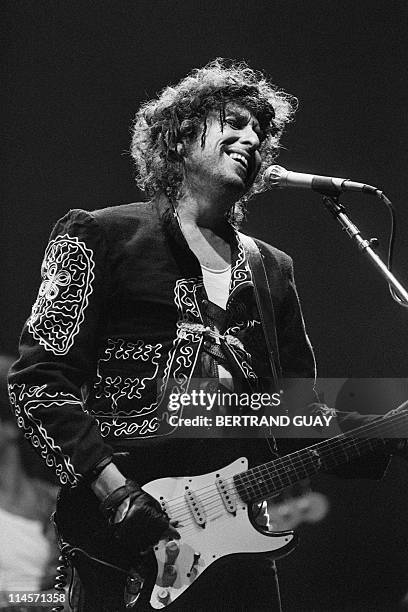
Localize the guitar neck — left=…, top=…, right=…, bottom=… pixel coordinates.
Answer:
left=234, top=411, right=407, bottom=502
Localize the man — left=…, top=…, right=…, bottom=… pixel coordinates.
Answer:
left=8, top=59, right=407, bottom=611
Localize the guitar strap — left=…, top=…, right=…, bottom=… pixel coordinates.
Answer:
left=238, top=232, right=282, bottom=390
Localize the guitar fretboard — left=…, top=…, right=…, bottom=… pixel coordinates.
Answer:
left=233, top=411, right=407, bottom=503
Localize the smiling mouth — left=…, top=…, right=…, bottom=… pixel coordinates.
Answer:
left=226, top=151, right=249, bottom=173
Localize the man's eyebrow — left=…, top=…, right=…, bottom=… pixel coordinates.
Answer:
left=224, top=107, right=262, bottom=131
left=225, top=108, right=257, bottom=123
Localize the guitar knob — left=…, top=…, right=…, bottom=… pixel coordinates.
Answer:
left=187, top=551, right=201, bottom=576
left=157, top=588, right=171, bottom=605
left=165, top=540, right=180, bottom=563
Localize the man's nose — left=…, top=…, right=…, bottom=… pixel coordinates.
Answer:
left=239, top=126, right=260, bottom=149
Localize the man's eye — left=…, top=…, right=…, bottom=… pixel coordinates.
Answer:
left=226, top=117, right=240, bottom=128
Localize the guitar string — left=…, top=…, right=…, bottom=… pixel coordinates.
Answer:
left=163, top=411, right=406, bottom=520
left=159, top=411, right=406, bottom=522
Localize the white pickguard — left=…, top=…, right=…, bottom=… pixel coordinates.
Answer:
left=142, top=457, right=295, bottom=609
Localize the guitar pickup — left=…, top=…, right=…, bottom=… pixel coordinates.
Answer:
left=215, top=476, right=236, bottom=514
left=184, top=487, right=206, bottom=527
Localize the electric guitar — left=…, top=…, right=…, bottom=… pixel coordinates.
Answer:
left=55, top=409, right=407, bottom=610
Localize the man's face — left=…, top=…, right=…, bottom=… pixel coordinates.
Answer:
left=182, top=102, right=263, bottom=198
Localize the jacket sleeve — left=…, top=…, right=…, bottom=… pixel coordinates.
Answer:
left=8, top=209, right=114, bottom=487
left=276, top=255, right=317, bottom=381
left=276, top=255, right=390, bottom=478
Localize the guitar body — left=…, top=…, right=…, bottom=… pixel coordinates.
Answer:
left=55, top=455, right=297, bottom=611
left=144, top=457, right=296, bottom=608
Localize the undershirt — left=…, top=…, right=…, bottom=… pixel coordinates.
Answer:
left=200, top=263, right=231, bottom=310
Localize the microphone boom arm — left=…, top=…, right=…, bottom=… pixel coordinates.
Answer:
left=322, top=195, right=408, bottom=306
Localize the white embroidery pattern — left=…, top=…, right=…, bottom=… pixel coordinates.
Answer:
left=94, top=338, right=162, bottom=414
left=174, top=277, right=202, bottom=319
left=96, top=278, right=204, bottom=440
left=99, top=416, right=161, bottom=439
left=28, top=234, right=95, bottom=355
left=157, top=278, right=203, bottom=399
left=8, top=383, right=82, bottom=486
left=226, top=319, right=261, bottom=336
left=236, top=356, right=258, bottom=382
left=230, top=233, right=251, bottom=294
left=246, top=319, right=261, bottom=329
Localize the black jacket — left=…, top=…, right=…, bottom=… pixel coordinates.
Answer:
left=8, top=195, right=389, bottom=486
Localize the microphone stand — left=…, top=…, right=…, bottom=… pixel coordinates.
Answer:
left=322, top=195, right=408, bottom=305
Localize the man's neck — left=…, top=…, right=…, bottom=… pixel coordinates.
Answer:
left=176, top=181, right=237, bottom=231
left=175, top=192, right=232, bottom=270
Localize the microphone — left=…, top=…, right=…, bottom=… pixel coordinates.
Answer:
left=263, top=165, right=380, bottom=196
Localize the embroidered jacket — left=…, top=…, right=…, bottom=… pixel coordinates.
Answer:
left=8, top=195, right=388, bottom=486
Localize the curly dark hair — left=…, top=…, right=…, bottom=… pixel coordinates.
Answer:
left=130, top=58, right=297, bottom=216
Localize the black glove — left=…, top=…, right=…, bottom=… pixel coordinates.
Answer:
left=100, top=480, right=177, bottom=552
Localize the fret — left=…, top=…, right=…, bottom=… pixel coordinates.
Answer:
left=337, top=439, right=350, bottom=463
left=240, top=469, right=258, bottom=500
left=264, top=458, right=289, bottom=491
left=257, top=462, right=280, bottom=493
left=232, top=472, right=245, bottom=501
left=273, top=458, right=293, bottom=489
left=251, top=465, right=269, bottom=498
left=291, top=450, right=309, bottom=481
left=285, top=453, right=298, bottom=488
left=257, top=464, right=276, bottom=494
left=233, top=471, right=256, bottom=503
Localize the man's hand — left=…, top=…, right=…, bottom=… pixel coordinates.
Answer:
left=92, top=463, right=179, bottom=553
left=111, top=484, right=180, bottom=553
left=91, top=462, right=127, bottom=499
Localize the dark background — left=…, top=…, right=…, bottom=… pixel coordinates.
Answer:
left=2, top=1, right=408, bottom=610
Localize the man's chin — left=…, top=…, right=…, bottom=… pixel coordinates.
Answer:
left=227, top=171, right=253, bottom=194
